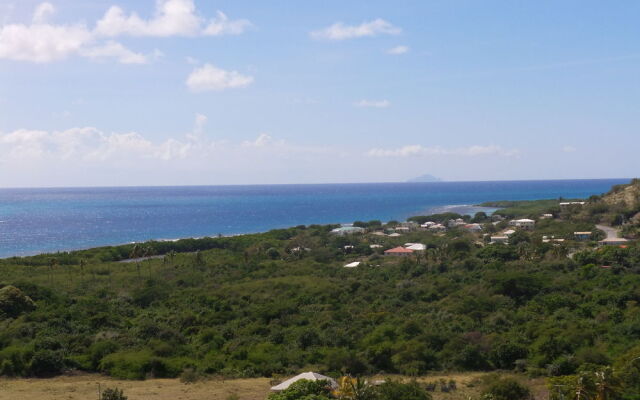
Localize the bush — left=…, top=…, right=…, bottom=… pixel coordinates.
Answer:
left=482, top=377, right=531, bottom=400
left=376, top=380, right=432, bottom=400
left=267, top=379, right=333, bottom=400
left=28, top=350, right=65, bottom=377
left=101, top=387, right=128, bottom=400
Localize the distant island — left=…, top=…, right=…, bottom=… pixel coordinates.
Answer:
left=406, top=174, right=443, bottom=183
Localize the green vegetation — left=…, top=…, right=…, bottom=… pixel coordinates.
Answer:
left=0, top=180, right=639, bottom=399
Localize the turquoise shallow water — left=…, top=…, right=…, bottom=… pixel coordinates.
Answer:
left=0, top=179, right=628, bottom=257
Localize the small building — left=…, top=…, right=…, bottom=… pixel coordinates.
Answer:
left=464, top=223, right=483, bottom=232
left=388, top=232, right=402, bottom=237
left=503, top=229, right=516, bottom=237
left=271, top=372, right=338, bottom=392
left=510, top=219, right=535, bottom=230
left=448, top=218, right=466, bottom=228
left=428, top=223, right=446, bottom=232
left=540, top=213, right=554, bottom=219
left=574, top=232, right=592, bottom=241
left=405, top=243, right=426, bottom=252
left=330, top=226, right=365, bottom=236
left=394, top=226, right=411, bottom=233
left=599, top=238, right=629, bottom=246
left=420, top=221, right=436, bottom=229
left=369, top=244, right=383, bottom=249
left=384, top=246, right=414, bottom=257
left=490, top=236, right=509, bottom=244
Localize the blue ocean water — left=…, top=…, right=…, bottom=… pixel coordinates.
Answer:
left=0, top=179, right=628, bottom=258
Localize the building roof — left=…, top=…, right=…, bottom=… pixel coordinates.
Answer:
left=600, top=238, right=629, bottom=243
left=574, top=232, right=592, bottom=235
left=406, top=243, right=426, bottom=251
left=384, top=246, right=414, bottom=254
left=516, top=219, right=535, bottom=223
left=344, top=261, right=361, bottom=268
left=388, top=232, right=402, bottom=237
left=270, top=372, right=338, bottom=391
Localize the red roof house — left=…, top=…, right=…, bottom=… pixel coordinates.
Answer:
left=384, top=246, right=414, bottom=257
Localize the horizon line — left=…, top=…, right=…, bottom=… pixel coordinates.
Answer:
left=0, top=177, right=633, bottom=191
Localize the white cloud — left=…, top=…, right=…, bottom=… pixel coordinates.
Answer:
left=0, top=21, right=93, bottom=62
left=80, top=41, right=148, bottom=64
left=186, top=63, right=254, bottom=92
left=311, top=18, right=401, bottom=40
left=367, top=144, right=520, bottom=158
left=203, top=11, right=252, bottom=36
left=0, top=1, right=251, bottom=63
left=354, top=99, right=390, bottom=108
left=242, top=133, right=273, bottom=147
left=94, top=0, right=251, bottom=37
left=32, top=2, right=55, bottom=24
left=387, top=45, right=409, bottom=55
left=562, top=145, right=577, bottom=153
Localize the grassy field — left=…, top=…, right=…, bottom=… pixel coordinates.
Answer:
left=0, top=373, right=548, bottom=400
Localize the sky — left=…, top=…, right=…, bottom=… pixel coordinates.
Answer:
left=0, top=0, right=638, bottom=187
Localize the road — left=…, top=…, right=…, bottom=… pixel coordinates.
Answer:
left=596, top=224, right=619, bottom=240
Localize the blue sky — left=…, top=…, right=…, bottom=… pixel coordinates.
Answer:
left=0, top=0, right=638, bottom=187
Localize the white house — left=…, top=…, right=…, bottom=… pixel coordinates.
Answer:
left=574, top=232, right=592, bottom=241
left=510, top=219, right=535, bottom=230
left=429, top=224, right=446, bottom=232
left=599, top=238, right=629, bottom=246
left=331, top=226, right=365, bottom=236
left=405, top=243, right=427, bottom=252
left=490, top=236, right=509, bottom=244
left=503, top=229, right=516, bottom=237
left=271, top=372, right=338, bottom=392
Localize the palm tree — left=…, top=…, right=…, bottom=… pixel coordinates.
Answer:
left=594, top=367, right=621, bottom=400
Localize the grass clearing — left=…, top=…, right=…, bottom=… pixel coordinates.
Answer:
left=0, top=372, right=548, bottom=400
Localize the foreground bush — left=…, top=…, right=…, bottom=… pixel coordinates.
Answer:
left=481, top=377, right=530, bottom=400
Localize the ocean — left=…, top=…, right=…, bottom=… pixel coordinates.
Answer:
left=0, top=179, right=628, bottom=258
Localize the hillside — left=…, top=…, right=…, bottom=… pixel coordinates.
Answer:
left=0, top=181, right=639, bottom=398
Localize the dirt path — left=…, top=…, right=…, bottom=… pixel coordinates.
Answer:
left=596, top=224, right=620, bottom=240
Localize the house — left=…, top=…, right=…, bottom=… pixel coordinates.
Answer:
left=405, top=243, right=426, bottom=252
left=540, top=213, right=554, bottom=219
left=428, top=224, right=446, bottom=232
left=464, top=223, right=482, bottom=232
left=574, top=232, right=592, bottom=241
left=400, top=221, right=419, bottom=230
left=510, top=219, right=535, bottom=230
left=420, top=221, right=436, bottom=229
left=490, top=236, right=509, bottom=244
left=384, top=246, right=414, bottom=256
left=448, top=218, right=466, bottom=228
left=503, top=229, right=516, bottom=237
left=369, top=244, right=383, bottom=249
left=599, top=238, right=629, bottom=246
left=330, top=226, right=365, bottom=236
left=344, top=261, right=361, bottom=268
left=271, top=372, right=338, bottom=392
left=388, top=232, right=402, bottom=237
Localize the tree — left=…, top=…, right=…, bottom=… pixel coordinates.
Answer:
left=0, top=286, right=36, bottom=318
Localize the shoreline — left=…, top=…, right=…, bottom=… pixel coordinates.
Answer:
left=1, top=203, right=500, bottom=260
